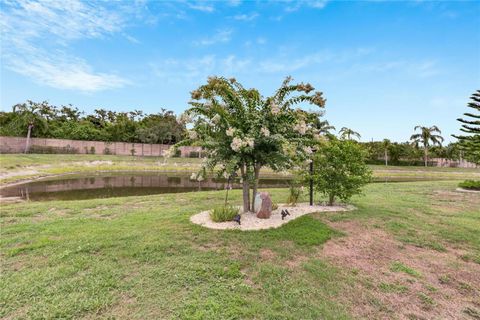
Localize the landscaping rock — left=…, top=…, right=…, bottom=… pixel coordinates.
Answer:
left=256, top=192, right=272, bottom=219
left=254, top=192, right=262, bottom=213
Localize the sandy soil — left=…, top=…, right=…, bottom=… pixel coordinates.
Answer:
left=190, top=203, right=355, bottom=230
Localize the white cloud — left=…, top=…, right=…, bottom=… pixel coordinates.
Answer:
left=1, top=0, right=130, bottom=91
left=284, top=0, right=329, bottom=12
left=6, top=50, right=129, bottom=92
left=150, top=48, right=374, bottom=81
left=228, top=0, right=242, bottom=7
left=350, top=59, right=440, bottom=78
left=233, top=12, right=259, bottom=21
left=188, top=3, right=215, bottom=12
left=194, top=29, right=233, bottom=46
left=150, top=54, right=251, bottom=82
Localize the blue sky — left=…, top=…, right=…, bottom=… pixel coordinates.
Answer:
left=1, top=0, right=479, bottom=143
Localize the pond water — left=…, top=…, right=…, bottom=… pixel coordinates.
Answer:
left=0, top=172, right=451, bottom=202
left=0, top=173, right=290, bottom=201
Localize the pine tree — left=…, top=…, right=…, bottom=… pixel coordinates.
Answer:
left=453, top=90, right=480, bottom=164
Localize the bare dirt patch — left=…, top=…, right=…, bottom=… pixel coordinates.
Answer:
left=259, top=248, right=277, bottom=261
left=321, top=220, right=480, bottom=320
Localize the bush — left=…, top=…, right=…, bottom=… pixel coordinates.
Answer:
left=459, top=180, right=480, bottom=190
left=210, top=205, right=239, bottom=222
left=29, top=145, right=78, bottom=154
left=287, top=184, right=303, bottom=206
left=173, top=149, right=182, bottom=157
left=312, top=139, right=372, bottom=205
left=189, top=151, right=200, bottom=158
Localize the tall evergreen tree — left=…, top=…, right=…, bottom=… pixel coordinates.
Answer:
left=453, top=90, right=480, bottom=164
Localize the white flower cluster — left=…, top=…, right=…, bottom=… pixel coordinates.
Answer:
left=270, top=101, right=280, bottom=115
left=188, top=130, right=198, bottom=140
left=294, top=120, right=307, bottom=135
left=230, top=136, right=254, bottom=152
left=261, top=127, right=270, bottom=137
left=177, top=112, right=191, bottom=124
left=226, top=127, right=235, bottom=137
left=190, top=172, right=204, bottom=182
left=303, top=146, right=313, bottom=154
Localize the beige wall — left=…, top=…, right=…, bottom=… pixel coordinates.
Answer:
left=0, top=136, right=202, bottom=157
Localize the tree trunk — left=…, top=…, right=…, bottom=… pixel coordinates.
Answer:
left=240, top=163, right=250, bottom=213
left=424, top=147, right=428, bottom=167
left=24, top=124, right=33, bottom=154
left=224, top=176, right=231, bottom=208
left=328, top=194, right=335, bottom=206
left=250, top=163, right=261, bottom=212
left=385, top=149, right=388, bottom=166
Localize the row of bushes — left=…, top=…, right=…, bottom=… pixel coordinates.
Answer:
left=366, top=159, right=439, bottom=167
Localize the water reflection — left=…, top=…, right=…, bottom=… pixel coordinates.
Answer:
left=0, top=173, right=290, bottom=201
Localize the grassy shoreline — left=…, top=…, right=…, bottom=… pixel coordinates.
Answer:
left=1, top=154, right=479, bottom=186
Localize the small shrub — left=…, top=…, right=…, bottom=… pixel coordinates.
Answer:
left=103, top=147, right=112, bottom=155
left=210, top=205, right=239, bottom=222
left=458, top=180, right=480, bottom=190
left=311, top=139, right=372, bottom=205
left=272, top=202, right=279, bottom=210
left=90, top=146, right=96, bottom=154
left=287, top=184, right=303, bottom=206
left=173, top=149, right=182, bottom=157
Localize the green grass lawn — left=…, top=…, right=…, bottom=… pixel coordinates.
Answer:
left=1, top=154, right=479, bottom=185
left=1, top=181, right=479, bottom=319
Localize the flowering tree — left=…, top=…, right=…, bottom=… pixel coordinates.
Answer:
left=175, top=76, right=326, bottom=213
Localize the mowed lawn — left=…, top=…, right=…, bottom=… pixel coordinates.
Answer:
left=1, top=181, right=479, bottom=319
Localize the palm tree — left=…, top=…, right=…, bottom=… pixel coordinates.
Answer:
left=382, top=139, right=391, bottom=166
left=339, top=127, right=361, bottom=140
left=315, top=119, right=336, bottom=135
left=410, top=125, right=444, bottom=167
left=11, top=101, right=48, bottom=153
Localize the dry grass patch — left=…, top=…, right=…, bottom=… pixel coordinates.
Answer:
left=321, top=220, right=480, bottom=319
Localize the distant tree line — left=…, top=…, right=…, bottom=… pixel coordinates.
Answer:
left=0, top=100, right=186, bottom=144
left=361, top=140, right=464, bottom=166
left=0, top=99, right=476, bottom=166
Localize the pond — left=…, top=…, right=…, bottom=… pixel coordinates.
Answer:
left=0, top=173, right=291, bottom=201
left=0, top=172, right=452, bottom=202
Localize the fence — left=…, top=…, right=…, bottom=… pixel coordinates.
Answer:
left=0, top=136, right=202, bottom=158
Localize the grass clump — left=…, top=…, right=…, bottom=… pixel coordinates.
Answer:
left=210, top=205, right=239, bottom=222
left=378, top=282, right=409, bottom=293
left=390, top=261, right=421, bottom=277
left=286, top=183, right=303, bottom=206
left=458, top=180, right=480, bottom=190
